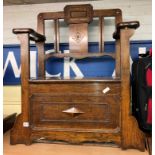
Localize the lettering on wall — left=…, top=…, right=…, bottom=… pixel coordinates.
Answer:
left=3, top=51, right=21, bottom=78
left=3, top=41, right=152, bottom=85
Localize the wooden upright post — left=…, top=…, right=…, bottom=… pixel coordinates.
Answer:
left=120, top=28, right=145, bottom=151
left=10, top=33, right=31, bottom=145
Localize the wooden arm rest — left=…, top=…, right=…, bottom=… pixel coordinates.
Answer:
left=113, top=21, right=140, bottom=39
left=13, top=28, right=46, bottom=42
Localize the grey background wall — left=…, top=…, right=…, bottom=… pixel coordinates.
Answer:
left=4, top=0, right=152, bottom=44
left=3, top=0, right=152, bottom=115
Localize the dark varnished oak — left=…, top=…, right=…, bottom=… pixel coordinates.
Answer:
left=10, top=4, right=145, bottom=151
left=29, top=80, right=121, bottom=145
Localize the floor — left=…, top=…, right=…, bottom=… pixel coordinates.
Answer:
left=4, top=131, right=149, bottom=155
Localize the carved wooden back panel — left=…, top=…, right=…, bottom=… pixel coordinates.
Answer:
left=64, top=4, right=93, bottom=53
left=36, top=5, right=122, bottom=78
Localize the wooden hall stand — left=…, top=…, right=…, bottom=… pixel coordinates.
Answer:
left=10, top=4, right=145, bottom=151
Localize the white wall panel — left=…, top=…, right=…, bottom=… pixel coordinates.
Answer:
left=3, top=86, right=21, bottom=102
left=3, top=104, right=21, bottom=115
left=4, top=0, right=152, bottom=44
left=3, top=86, right=21, bottom=115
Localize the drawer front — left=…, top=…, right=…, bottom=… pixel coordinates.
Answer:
left=30, top=94, right=120, bottom=130
left=30, top=82, right=121, bottom=96
left=30, top=93, right=119, bottom=105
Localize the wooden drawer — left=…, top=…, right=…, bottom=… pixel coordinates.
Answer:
left=30, top=94, right=120, bottom=130
left=30, top=93, right=119, bottom=104
left=29, top=82, right=121, bottom=96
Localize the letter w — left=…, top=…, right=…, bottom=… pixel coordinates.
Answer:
left=3, top=52, right=21, bottom=78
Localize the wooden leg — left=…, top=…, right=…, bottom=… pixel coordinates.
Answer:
left=10, top=114, right=31, bottom=145
left=145, top=134, right=152, bottom=155
left=121, top=115, right=145, bottom=151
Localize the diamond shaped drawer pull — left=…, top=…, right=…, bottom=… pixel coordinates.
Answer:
left=62, top=107, right=84, bottom=117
